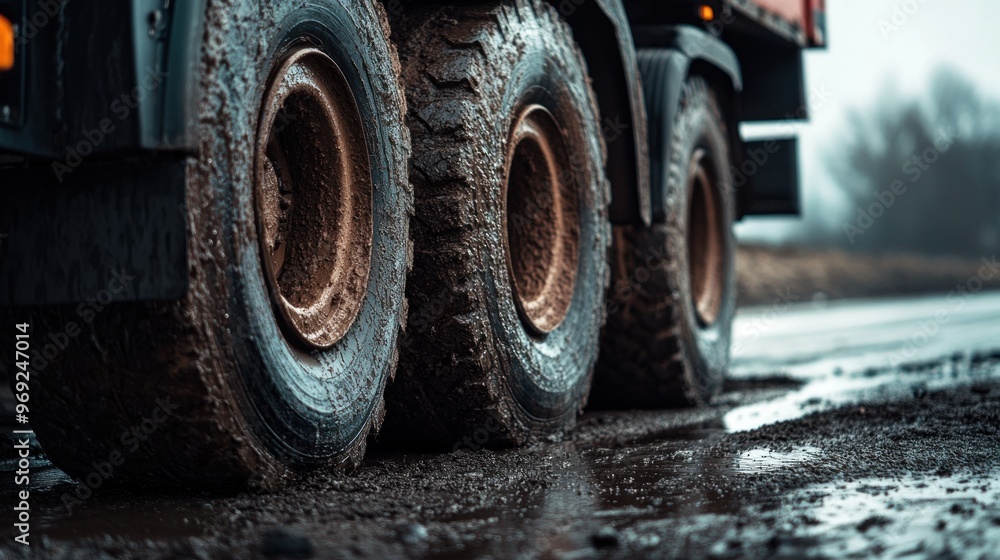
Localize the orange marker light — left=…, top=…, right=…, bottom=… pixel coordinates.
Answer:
left=0, top=14, right=14, bottom=71
left=698, top=5, right=715, bottom=21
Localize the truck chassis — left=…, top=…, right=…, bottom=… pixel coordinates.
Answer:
left=0, top=0, right=824, bottom=488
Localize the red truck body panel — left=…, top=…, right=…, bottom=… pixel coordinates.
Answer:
left=732, top=0, right=827, bottom=47
left=752, top=0, right=806, bottom=22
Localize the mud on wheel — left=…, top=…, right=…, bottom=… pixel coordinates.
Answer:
left=594, top=72, right=736, bottom=408
left=384, top=0, right=611, bottom=446
left=26, top=0, right=410, bottom=490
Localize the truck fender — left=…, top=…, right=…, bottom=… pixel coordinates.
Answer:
left=154, top=0, right=207, bottom=150
left=553, top=0, right=651, bottom=225
left=631, top=25, right=742, bottom=221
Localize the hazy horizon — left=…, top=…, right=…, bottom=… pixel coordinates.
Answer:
left=736, top=0, right=1000, bottom=247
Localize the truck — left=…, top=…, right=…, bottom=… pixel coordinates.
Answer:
left=0, top=0, right=825, bottom=489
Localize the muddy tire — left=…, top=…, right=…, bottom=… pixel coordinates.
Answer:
left=385, top=0, right=610, bottom=447
left=23, top=0, right=410, bottom=490
left=593, top=74, right=736, bottom=408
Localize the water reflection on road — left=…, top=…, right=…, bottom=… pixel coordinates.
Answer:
left=727, top=291, right=1000, bottom=432
left=3, top=292, right=1000, bottom=558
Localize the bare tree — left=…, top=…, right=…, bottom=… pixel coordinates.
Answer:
left=830, top=68, right=1000, bottom=257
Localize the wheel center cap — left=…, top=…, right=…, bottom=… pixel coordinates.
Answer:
left=504, top=104, right=580, bottom=335
left=253, top=48, right=373, bottom=349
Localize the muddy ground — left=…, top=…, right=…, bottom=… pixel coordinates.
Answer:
left=737, top=244, right=1000, bottom=305
left=2, top=292, right=999, bottom=559
left=2, top=373, right=998, bottom=559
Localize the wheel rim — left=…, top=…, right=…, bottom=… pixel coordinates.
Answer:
left=687, top=149, right=724, bottom=327
left=503, top=104, right=580, bottom=335
left=253, top=48, right=373, bottom=350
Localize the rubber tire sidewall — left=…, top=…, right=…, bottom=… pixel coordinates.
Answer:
left=196, top=0, right=409, bottom=468
left=13, top=0, right=408, bottom=491
left=389, top=0, right=610, bottom=443
left=489, top=43, right=608, bottom=430
left=666, top=77, right=736, bottom=402
left=594, top=75, right=735, bottom=409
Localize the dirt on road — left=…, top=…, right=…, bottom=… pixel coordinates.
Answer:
left=3, top=366, right=998, bottom=559
left=4, top=277, right=1000, bottom=560
left=737, top=244, right=1000, bottom=306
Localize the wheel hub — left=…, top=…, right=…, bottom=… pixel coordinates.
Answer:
left=687, top=149, right=724, bottom=327
left=254, top=48, right=373, bottom=349
left=503, top=104, right=580, bottom=335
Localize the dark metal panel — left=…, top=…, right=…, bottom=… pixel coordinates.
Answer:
left=0, top=157, right=189, bottom=305
left=0, top=0, right=192, bottom=159
left=60, top=1, right=142, bottom=153
left=730, top=39, right=806, bottom=121
left=130, top=0, right=172, bottom=149
left=557, top=0, right=651, bottom=225
left=130, top=0, right=204, bottom=150
left=622, top=0, right=706, bottom=27
left=158, top=0, right=205, bottom=150
left=632, top=24, right=743, bottom=90
left=631, top=26, right=743, bottom=221
left=739, top=137, right=800, bottom=215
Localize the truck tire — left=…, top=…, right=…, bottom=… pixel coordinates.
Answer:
left=24, top=0, right=410, bottom=490
left=384, top=0, right=610, bottom=446
left=593, top=74, right=736, bottom=408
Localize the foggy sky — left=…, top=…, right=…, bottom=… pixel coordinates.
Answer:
left=736, top=0, right=1000, bottom=244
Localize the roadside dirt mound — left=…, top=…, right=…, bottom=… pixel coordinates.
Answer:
left=738, top=244, right=1000, bottom=306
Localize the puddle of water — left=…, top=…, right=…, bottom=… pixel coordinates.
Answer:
left=7, top=326, right=998, bottom=557
left=571, top=436, right=824, bottom=521
left=33, top=490, right=232, bottom=542
left=775, top=470, right=1000, bottom=558
left=440, top=436, right=762, bottom=557
left=732, top=446, right=822, bottom=474
left=7, top=461, right=234, bottom=542
left=724, top=358, right=1000, bottom=433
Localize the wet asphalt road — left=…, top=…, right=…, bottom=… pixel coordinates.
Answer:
left=2, top=292, right=1000, bottom=559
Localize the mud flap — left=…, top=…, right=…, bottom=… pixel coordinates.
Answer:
left=0, top=157, right=188, bottom=305
left=738, top=137, right=800, bottom=216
